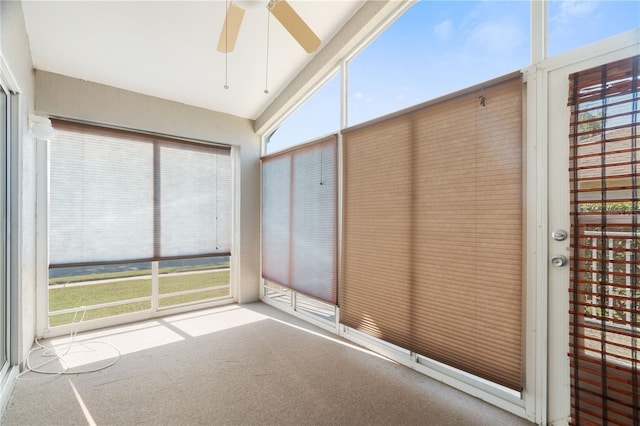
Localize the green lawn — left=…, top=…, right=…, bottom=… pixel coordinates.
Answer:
left=49, top=269, right=231, bottom=327
left=49, top=261, right=230, bottom=285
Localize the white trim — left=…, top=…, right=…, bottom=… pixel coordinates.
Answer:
left=341, top=0, right=415, bottom=65
left=35, top=138, right=48, bottom=337
left=230, top=144, right=240, bottom=303
left=0, top=56, right=22, bottom=95
left=339, top=60, right=347, bottom=131
left=521, top=63, right=549, bottom=425
left=530, top=0, right=547, bottom=64
left=262, top=66, right=339, bottom=152
left=540, top=28, right=639, bottom=72
left=158, top=284, right=231, bottom=301
left=260, top=294, right=336, bottom=334
left=151, top=260, right=159, bottom=310
left=535, top=65, right=550, bottom=426
left=0, top=365, right=19, bottom=414
left=0, top=56, right=24, bottom=404
left=546, top=64, right=571, bottom=426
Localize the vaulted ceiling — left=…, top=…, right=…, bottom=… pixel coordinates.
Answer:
left=21, top=1, right=365, bottom=120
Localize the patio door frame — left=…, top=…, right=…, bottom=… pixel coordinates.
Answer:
left=546, top=32, right=640, bottom=426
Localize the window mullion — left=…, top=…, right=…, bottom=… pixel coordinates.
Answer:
left=151, top=261, right=159, bottom=311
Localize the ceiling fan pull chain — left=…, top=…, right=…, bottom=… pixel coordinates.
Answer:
left=224, top=0, right=230, bottom=89
left=264, top=8, right=271, bottom=95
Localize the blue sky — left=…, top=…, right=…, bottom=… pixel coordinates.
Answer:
left=266, top=0, right=639, bottom=154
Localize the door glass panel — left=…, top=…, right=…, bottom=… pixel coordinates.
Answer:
left=568, top=55, right=639, bottom=425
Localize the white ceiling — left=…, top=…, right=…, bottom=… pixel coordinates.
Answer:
left=21, top=1, right=364, bottom=120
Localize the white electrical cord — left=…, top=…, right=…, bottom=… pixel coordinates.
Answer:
left=17, top=308, right=122, bottom=380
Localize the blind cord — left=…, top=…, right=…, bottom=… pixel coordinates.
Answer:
left=320, top=147, right=324, bottom=186
left=597, top=63, right=609, bottom=424
left=630, top=55, right=639, bottom=426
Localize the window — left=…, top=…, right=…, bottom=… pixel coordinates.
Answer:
left=549, top=1, right=640, bottom=57
left=48, top=120, right=233, bottom=328
left=348, top=1, right=529, bottom=126
left=262, top=135, right=338, bottom=305
left=341, top=75, right=524, bottom=391
left=266, top=74, right=339, bottom=154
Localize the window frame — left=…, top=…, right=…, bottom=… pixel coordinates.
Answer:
left=37, top=119, right=239, bottom=338
left=258, top=2, right=638, bottom=424
left=0, top=59, right=21, bottom=409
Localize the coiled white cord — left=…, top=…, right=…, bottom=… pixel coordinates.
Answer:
left=17, top=308, right=121, bottom=380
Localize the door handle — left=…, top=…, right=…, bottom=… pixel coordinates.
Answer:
left=551, top=255, right=568, bottom=268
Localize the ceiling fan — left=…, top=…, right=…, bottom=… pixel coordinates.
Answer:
left=217, top=0, right=321, bottom=54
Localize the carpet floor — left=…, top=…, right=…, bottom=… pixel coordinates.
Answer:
left=2, top=302, right=533, bottom=425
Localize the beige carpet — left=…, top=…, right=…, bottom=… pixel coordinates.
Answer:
left=2, top=303, right=533, bottom=425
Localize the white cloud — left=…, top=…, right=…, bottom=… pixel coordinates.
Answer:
left=559, top=0, right=598, bottom=19
left=434, top=19, right=453, bottom=41
left=352, top=90, right=373, bottom=103
left=466, top=19, right=525, bottom=55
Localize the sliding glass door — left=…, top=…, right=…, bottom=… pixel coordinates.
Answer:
left=0, top=82, right=9, bottom=380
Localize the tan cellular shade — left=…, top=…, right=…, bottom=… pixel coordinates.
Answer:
left=341, top=75, right=524, bottom=391
left=262, top=136, right=338, bottom=304
left=568, top=55, right=639, bottom=426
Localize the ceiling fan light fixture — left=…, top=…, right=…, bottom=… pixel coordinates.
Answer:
left=235, top=0, right=267, bottom=9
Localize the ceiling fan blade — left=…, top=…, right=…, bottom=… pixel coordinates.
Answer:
left=268, top=0, right=321, bottom=54
left=217, top=3, right=246, bottom=53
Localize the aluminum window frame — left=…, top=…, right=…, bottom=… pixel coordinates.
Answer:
left=0, top=55, right=22, bottom=413
left=37, top=121, right=240, bottom=338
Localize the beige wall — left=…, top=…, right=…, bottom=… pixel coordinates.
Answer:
left=1, top=0, right=37, bottom=366
left=35, top=71, right=262, bottom=304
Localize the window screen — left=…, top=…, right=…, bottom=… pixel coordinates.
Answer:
left=49, top=120, right=231, bottom=267
left=261, top=135, right=338, bottom=304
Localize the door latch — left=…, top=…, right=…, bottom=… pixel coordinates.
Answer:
left=551, top=229, right=568, bottom=241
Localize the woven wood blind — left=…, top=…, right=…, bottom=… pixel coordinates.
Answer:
left=49, top=120, right=231, bottom=267
left=568, top=55, right=639, bottom=426
left=261, top=135, right=338, bottom=304
left=341, top=76, right=523, bottom=390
